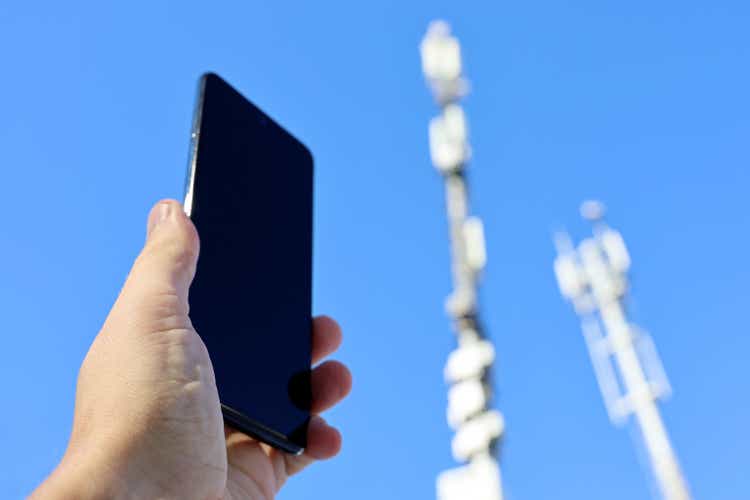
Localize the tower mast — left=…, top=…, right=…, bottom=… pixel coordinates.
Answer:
left=554, top=201, right=691, bottom=500
left=420, top=21, right=504, bottom=500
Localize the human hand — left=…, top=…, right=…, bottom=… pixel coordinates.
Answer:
left=33, top=199, right=352, bottom=499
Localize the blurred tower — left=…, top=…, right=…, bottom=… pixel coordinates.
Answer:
left=420, top=21, right=504, bottom=500
left=553, top=201, right=691, bottom=500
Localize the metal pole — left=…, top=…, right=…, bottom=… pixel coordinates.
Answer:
left=594, top=282, right=690, bottom=500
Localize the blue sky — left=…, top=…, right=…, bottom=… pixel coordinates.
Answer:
left=1, top=1, right=748, bottom=499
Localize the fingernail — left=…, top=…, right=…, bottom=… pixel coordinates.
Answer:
left=147, top=202, right=172, bottom=236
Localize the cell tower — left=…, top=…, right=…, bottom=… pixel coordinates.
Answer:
left=420, top=21, right=504, bottom=500
left=553, top=201, right=691, bottom=500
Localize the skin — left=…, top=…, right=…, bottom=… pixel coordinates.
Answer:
left=31, top=200, right=352, bottom=499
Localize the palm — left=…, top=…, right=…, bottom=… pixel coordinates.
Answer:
left=222, top=431, right=300, bottom=500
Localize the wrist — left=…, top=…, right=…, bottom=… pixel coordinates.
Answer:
left=32, top=443, right=165, bottom=500
left=32, top=453, right=113, bottom=500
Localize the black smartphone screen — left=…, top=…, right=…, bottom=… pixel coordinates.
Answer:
left=184, top=73, right=313, bottom=453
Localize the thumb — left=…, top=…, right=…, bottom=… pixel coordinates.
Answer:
left=122, top=199, right=200, bottom=309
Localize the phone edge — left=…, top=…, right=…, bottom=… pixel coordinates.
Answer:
left=183, top=74, right=207, bottom=217
left=222, top=405, right=305, bottom=456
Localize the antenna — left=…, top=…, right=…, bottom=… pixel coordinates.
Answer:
left=553, top=202, right=690, bottom=500
left=421, top=21, right=504, bottom=500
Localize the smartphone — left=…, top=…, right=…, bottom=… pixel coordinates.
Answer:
left=183, top=73, right=313, bottom=454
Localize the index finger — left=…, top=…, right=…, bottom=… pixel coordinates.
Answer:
left=311, top=315, right=342, bottom=364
